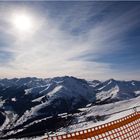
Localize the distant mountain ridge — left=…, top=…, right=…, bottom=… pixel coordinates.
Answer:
left=0, top=76, right=140, bottom=138
left=95, top=78, right=140, bottom=104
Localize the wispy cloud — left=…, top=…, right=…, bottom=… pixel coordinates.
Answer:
left=0, top=2, right=140, bottom=80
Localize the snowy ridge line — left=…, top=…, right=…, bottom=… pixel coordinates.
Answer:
left=56, top=105, right=140, bottom=118
left=101, top=105, right=140, bottom=116
left=53, top=105, right=140, bottom=127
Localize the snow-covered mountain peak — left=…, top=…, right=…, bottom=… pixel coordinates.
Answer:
left=0, top=76, right=140, bottom=139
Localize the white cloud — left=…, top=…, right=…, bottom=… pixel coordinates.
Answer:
left=0, top=2, right=139, bottom=80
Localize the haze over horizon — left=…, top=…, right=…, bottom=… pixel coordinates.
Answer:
left=0, top=1, right=140, bottom=80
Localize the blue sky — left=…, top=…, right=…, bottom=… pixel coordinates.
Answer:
left=0, top=1, right=140, bottom=80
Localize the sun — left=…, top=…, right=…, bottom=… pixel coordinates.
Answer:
left=11, top=13, right=33, bottom=32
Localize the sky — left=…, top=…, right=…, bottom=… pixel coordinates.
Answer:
left=0, top=1, right=140, bottom=80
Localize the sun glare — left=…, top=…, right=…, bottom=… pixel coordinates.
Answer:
left=12, top=13, right=33, bottom=32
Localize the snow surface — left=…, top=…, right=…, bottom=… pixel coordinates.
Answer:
left=52, top=96, right=140, bottom=136
left=135, top=90, right=140, bottom=95
left=96, top=85, right=119, bottom=101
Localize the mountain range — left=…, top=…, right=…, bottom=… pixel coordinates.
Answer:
left=0, top=76, right=140, bottom=139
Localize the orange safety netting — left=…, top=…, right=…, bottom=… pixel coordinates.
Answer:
left=43, top=111, right=140, bottom=140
